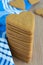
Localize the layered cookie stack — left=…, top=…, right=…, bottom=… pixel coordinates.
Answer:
left=6, top=12, right=35, bottom=62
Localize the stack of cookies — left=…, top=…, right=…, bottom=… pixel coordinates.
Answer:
left=6, top=12, right=35, bottom=62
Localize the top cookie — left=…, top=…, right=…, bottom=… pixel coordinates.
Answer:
left=6, top=12, right=35, bottom=33
left=29, top=0, right=40, bottom=5
left=10, top=0, right=25, bottom=10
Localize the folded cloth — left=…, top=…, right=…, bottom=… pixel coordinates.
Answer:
left=24, top=0, right=32, bottom=10
left=0, top=0, right=15, bottom=65
left=0, top=38, right=14, bottom=65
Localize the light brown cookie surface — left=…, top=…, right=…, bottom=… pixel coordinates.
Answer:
left=29, top=0, right=40, bottom=5
left=6, top=12, right=35, bottom=33
left=34, top=8, right=43, bottom=17
left=10, top=0, right=25, bottom=9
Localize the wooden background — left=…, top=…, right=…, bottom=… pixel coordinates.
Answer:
left=13, top=0, right=43, bottom=65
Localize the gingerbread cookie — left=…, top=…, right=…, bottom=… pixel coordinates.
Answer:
left=29, top=0, right=40, bottom=5
left=34, top=8, right=43, bottom=17
left=10, top=0, right=25, bottom=9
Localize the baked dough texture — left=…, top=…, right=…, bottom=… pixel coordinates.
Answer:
left=34, top=8, right=43, bottom=17
left=6, top=12, right=35, bottom=62
left=29, top=0, right=40, bottom=5
left=10, top=0, right=25, bottom=9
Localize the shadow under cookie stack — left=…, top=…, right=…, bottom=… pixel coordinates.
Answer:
left=6, top=11, right=35, bottom=62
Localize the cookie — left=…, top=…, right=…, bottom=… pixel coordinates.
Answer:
left=7, top=23, right=32, bottom=36
left=6, top=12, right=35, bottom=32
left=7, top=29, right=32, bottom=43
left=34, top=8, right=43, bottom=17
left=9, top=42, right=32, bottom=62
left=10, top=47, right=31, bottom=62
left=29, top=0, right=40, bottom=5
left=8, top=40, right=32, bottom=55
left=10, top=0, right=25, bottom=9
left=7, top=35, right=32, bottom=47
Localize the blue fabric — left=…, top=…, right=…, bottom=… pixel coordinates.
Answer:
left=24, top=0, right=32, bottom=10
left=0, top=38, right=14, bottom=65
left=0, top=0, right=32, bottom=65
left=0, top=1, right=4, bottom=11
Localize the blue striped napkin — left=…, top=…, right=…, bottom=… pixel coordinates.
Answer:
left=0, top=38, right=14, bottom=65
left=0, top=0, right=16, bottom=65
left=0, top=0, right=32, bottom=65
